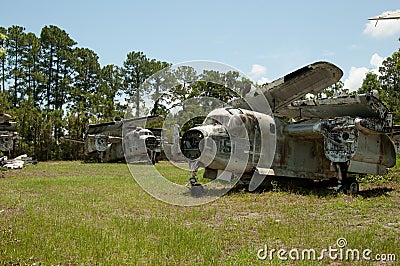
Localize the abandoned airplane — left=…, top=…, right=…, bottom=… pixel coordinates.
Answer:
left=179, top=62, right=397, bottom=194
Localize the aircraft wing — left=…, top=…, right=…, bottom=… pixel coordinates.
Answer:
left=87, top=121, right=122, bottom=135
left=59, top=137, right=85, bottom=144
left=123, top=116, right=162, bottom=131
left=369, top=10, right=400, bottom=20
left=277, top=94, right=389, bottom=119
left=243, top=62, right=343, bottom=114
left=87, top=116, right=162, bottom=135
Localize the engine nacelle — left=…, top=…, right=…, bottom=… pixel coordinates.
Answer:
left=180, top=107, right=276, bottom=175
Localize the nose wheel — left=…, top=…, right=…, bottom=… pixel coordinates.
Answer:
left=343, top=177, right=359, bottom=195
left=334, top=162, right=359, bottom=195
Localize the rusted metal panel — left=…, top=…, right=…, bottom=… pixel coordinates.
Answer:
left=351, top=132, right=396, bottom=168
left=348, top=161, right=387, bottom=175
left=277, top=94, right=391, bottom=121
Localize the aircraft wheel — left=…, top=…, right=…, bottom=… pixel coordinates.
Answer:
left=190, top=184, right=204, bottom=197
left=344, top=178, right=359, bottom=195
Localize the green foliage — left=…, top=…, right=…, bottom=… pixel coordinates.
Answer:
left=123, top=51, right=161, bottom=117
left=378, top=46, right=400, bottom=122
left=313, top=81, right=348, bottom=98
left=0, top=33, right=6, bottom=57
left=0, top=25, right=173, bottom=160
left=358, top=71, right=381, bottom=94
left=356, top=174, right=395, bottom=184
left=356, top=155, right=400, bottom=183
left=0, top=91, right=11, bottom=112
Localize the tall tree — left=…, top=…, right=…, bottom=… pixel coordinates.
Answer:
left=39, top=25, right=77, bottom=158
left=123, top=51, right=153, bottom=117
left=21, top=32, right=42, bottom=103
left=168, top=65, right=198, bottom=108
left=198, top=70, right=239, bottom=102
left=6, top=25, right=26, bottom=107
left=0, top=28, right=10, bottom=111
left=40, top=25, right=76, bottom=109
left=96, top=64, right=124, bottom=121
left=379, top=42, right=400, bottom=122
left=69, top=47, right=100, bottom=121
left=0, top=27, right=7, bottom=93
left=146, top=60, right=172, bottom=116
left=147, top=60, right=171, bottom=101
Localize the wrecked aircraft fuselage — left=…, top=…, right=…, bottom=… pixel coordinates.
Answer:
left=84, top=116, right=163, bottom=163
left=0, top=114, right=18, bottom=153
left=181, top=96, right=396, bottom=194
left=179, top=62, right=398, bottom=194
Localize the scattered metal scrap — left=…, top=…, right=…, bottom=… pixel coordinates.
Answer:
left=0, top=154, right=38, bottom=170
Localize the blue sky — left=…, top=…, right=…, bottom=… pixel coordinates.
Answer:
left=2, top=0, right=400, bottom=91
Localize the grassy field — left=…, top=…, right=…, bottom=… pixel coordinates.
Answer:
left=1, top=161, right=399, bottom=265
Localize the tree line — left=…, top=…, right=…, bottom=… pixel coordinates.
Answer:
left=0, top=25, right=253, bottom=160
left=0, top=25, right=399, bottom=161
left=0, top=25, right=173, bottom=160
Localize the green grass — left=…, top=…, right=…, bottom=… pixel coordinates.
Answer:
left=1, top=161, right=399, bottom=265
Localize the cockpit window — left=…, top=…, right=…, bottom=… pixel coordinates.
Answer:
left=204, top=117, right=219, bottom=125
left=226, top=108, right=243, bottom=115
left=140, top=131, right=152, bottom=136
left=204, top=115, right=229, bottom=126
left=228, top=115, right=243, bottom=128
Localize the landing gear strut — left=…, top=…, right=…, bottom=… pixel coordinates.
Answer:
left=186, top=161, right=204, bottom=197
left=97, top=151, right=104, bottom=163
left=334, top=162, right=359, bottom=195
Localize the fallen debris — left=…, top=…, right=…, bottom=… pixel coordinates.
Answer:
left=0, top=154, right=38, bottom=170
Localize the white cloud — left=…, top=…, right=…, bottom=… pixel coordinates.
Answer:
left=363, top=10, right=400, bottom=38
left=250, top=64, right=267, bottom=79
left=344, top=53, right=386, bottom=92
left=249, top=64, right=270, bottom=85
left=256, top=76, right=271, bottom=85
left=344, top=66, right=369, bottom=92
left=370, top=53, right=384, bottom=69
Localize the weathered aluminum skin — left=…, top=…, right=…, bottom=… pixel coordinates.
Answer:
left=84, top=116, right=162, bottom=162
left=0, top=115, right=18, bottom=152
left=180, top=61, right=398, bottom=185
left=240, top=62, right=343, bottom=114
left=182, top=107, right=276, bottom=174
left=277, top=94, right=391, bottom=121
left=275, top=116, right=396, bottom=179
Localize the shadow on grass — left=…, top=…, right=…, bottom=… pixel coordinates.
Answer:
left=228, top=177, right=396, bottom=199
left=358, top=187, right=394, bottom=198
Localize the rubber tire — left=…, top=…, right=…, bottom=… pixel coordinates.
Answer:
left=344, top=178, right=359, bottom=195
